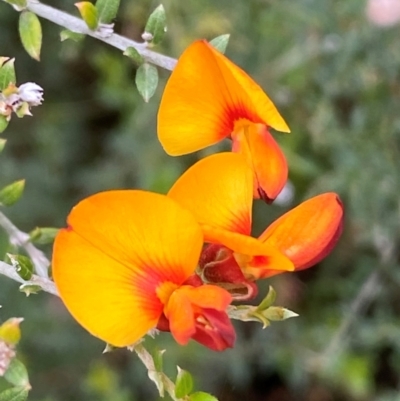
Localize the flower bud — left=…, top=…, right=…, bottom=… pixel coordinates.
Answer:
left=18, top=82, right=44, bottom=106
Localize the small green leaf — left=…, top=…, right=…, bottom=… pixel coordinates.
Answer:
left=189, top=391, right=218, bottom=401
left=29, top=227, right=59, bottom=245
left=75, top=2, right=99, bottom=30
left=256, top=286, right=276, bottom=311
left=123, top=47, right=144, bottom=65
left=60, top=29, right=85, bottom=42
left=7, top=254, right=34, bottom=281
left=18, top=11, right=42, bottom=61
left=95, top=0, right=120, bottom=24
left=175, top=367, right=193, bottom=399
left=209, top=34, right=230, bottom=54
left=0, top=118, right=9, bottom=134
left=4, top=359, right=29, bottom=388
left=0, top=387, right=29, bottom=401
left=263, top=306, right=299, bottom=321
left=0, top=57, right=16, bottom=90
left=0, top=139, right=6, bottom=152
left=143, top=5, right=166, bottom=46
left=0, top=318, right=23, bottom=345
left=19, top=283, right=42, bottom=296
left=152, top=347, right=165, bottom=372
left=0, top=179, right=25, bottom=206
left=4, top=0, right=27, bottom=11
left=135, top=63, right=158, bottom=102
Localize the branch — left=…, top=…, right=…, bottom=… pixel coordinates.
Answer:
left=19, top=0, right=177, bottom=71
left=0, top=260, right=58, bottom=295
left=133, top=342, right=184, bottom=401
left=0, top=210, right=49, bottom=277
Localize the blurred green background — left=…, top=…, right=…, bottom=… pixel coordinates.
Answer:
left=1, top=0, right=400, bottom=400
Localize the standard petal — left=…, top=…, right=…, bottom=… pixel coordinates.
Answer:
left=157, top=40, right=289, bottom=156
left=66, top=190, right=203, bottom=285
left=168, top=153, right=253, bottom=235
left=53, top=229, right=161, bottom=346
left=259, top=193, right=344, bottom=270
left=232, top=123, right=288, bottom=202
left=53, top=191, right=204, bottom=346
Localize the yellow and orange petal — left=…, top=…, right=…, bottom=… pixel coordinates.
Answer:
left=232, top=121, right=288, bottom=202
left=164, top=285, right=232, bottom=347
left=157, top=40, right=290, bottom=156
left=168, top=153, right=253, bottom=235
left=259, top=192, right=344, bottom=271
left=53, top=190, right=203, bottom=347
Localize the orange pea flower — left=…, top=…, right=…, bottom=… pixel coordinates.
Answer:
left=168, top=153, right=343, bottom=297
left=52, top=190, right=235, bottom=351
left=158, top=40, right=290, bottom=202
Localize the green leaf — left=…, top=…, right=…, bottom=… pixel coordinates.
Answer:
left=7, top=254, right=34, bottom=281
left=95, top=0, right=120, bottom=24
left=256, top=286, right=276, bottom=311
left=60, top=29, right=85, bottom=42
left=0, top=57, right=16, bottom=90
left=135, top=63, right=158, bottom=102
left=209, top=34, right=230, bottom=54
left=123, top=47, right=144, bottom=65
left=75, top=2, right=99, bottom=30
left=0, top=118, right=9, bottom=135
left=0, top=139, right=6, bottom=152
left=3, top=0, right=27, bottom=11
left=175, top=367, right=193, bottom=399
left=189, top=391, right=218, bottom=401
left=4, top=359, right=29, bottom=388
left=151, top=347, right=165, bottom=372
left=0, top=387, right=29, bottom=401
left=0, top=179, right=25, bottom=206
left=19, top=283, right=42, bottom=296
left=263, top=306, right=299, bottom=321
left=18, top=11, right=42, bottom=61
left=143, top=5, right=166, bottom=46
left=29, top=227, right=59, bottom=245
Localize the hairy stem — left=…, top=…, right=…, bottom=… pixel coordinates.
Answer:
left=3, top=0, right=177, bottom=71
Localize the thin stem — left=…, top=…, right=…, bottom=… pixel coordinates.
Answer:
left=18, top=0, right=177, bottom=71
left=133, top=343, right=184, bottom=401
left=0, top=211, right=49, bottom=277
left=0, top=260, right=58, bottom=295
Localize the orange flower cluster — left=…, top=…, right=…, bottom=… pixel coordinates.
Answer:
left=53, top=40, right=344, bottom=352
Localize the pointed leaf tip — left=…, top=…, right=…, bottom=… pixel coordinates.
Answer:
left=0, top=179, right=25, bottom=206
left=18, top=11, right=42, bottom=61
left=0, top=58, right=16, bottom=91
left=143, top=5, right=166, bottom=45
left=95, top=0, right=120, bottom=24
left=75, top=2, right=99, bottom=30
left=135, top=63, right=158, bottom=102
left=209, top=34, right=230, bottom=54
left=175, top=367, right=194, bottom=398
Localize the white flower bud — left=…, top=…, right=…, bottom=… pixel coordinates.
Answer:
left=17, top=82, right=44, bottom=106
